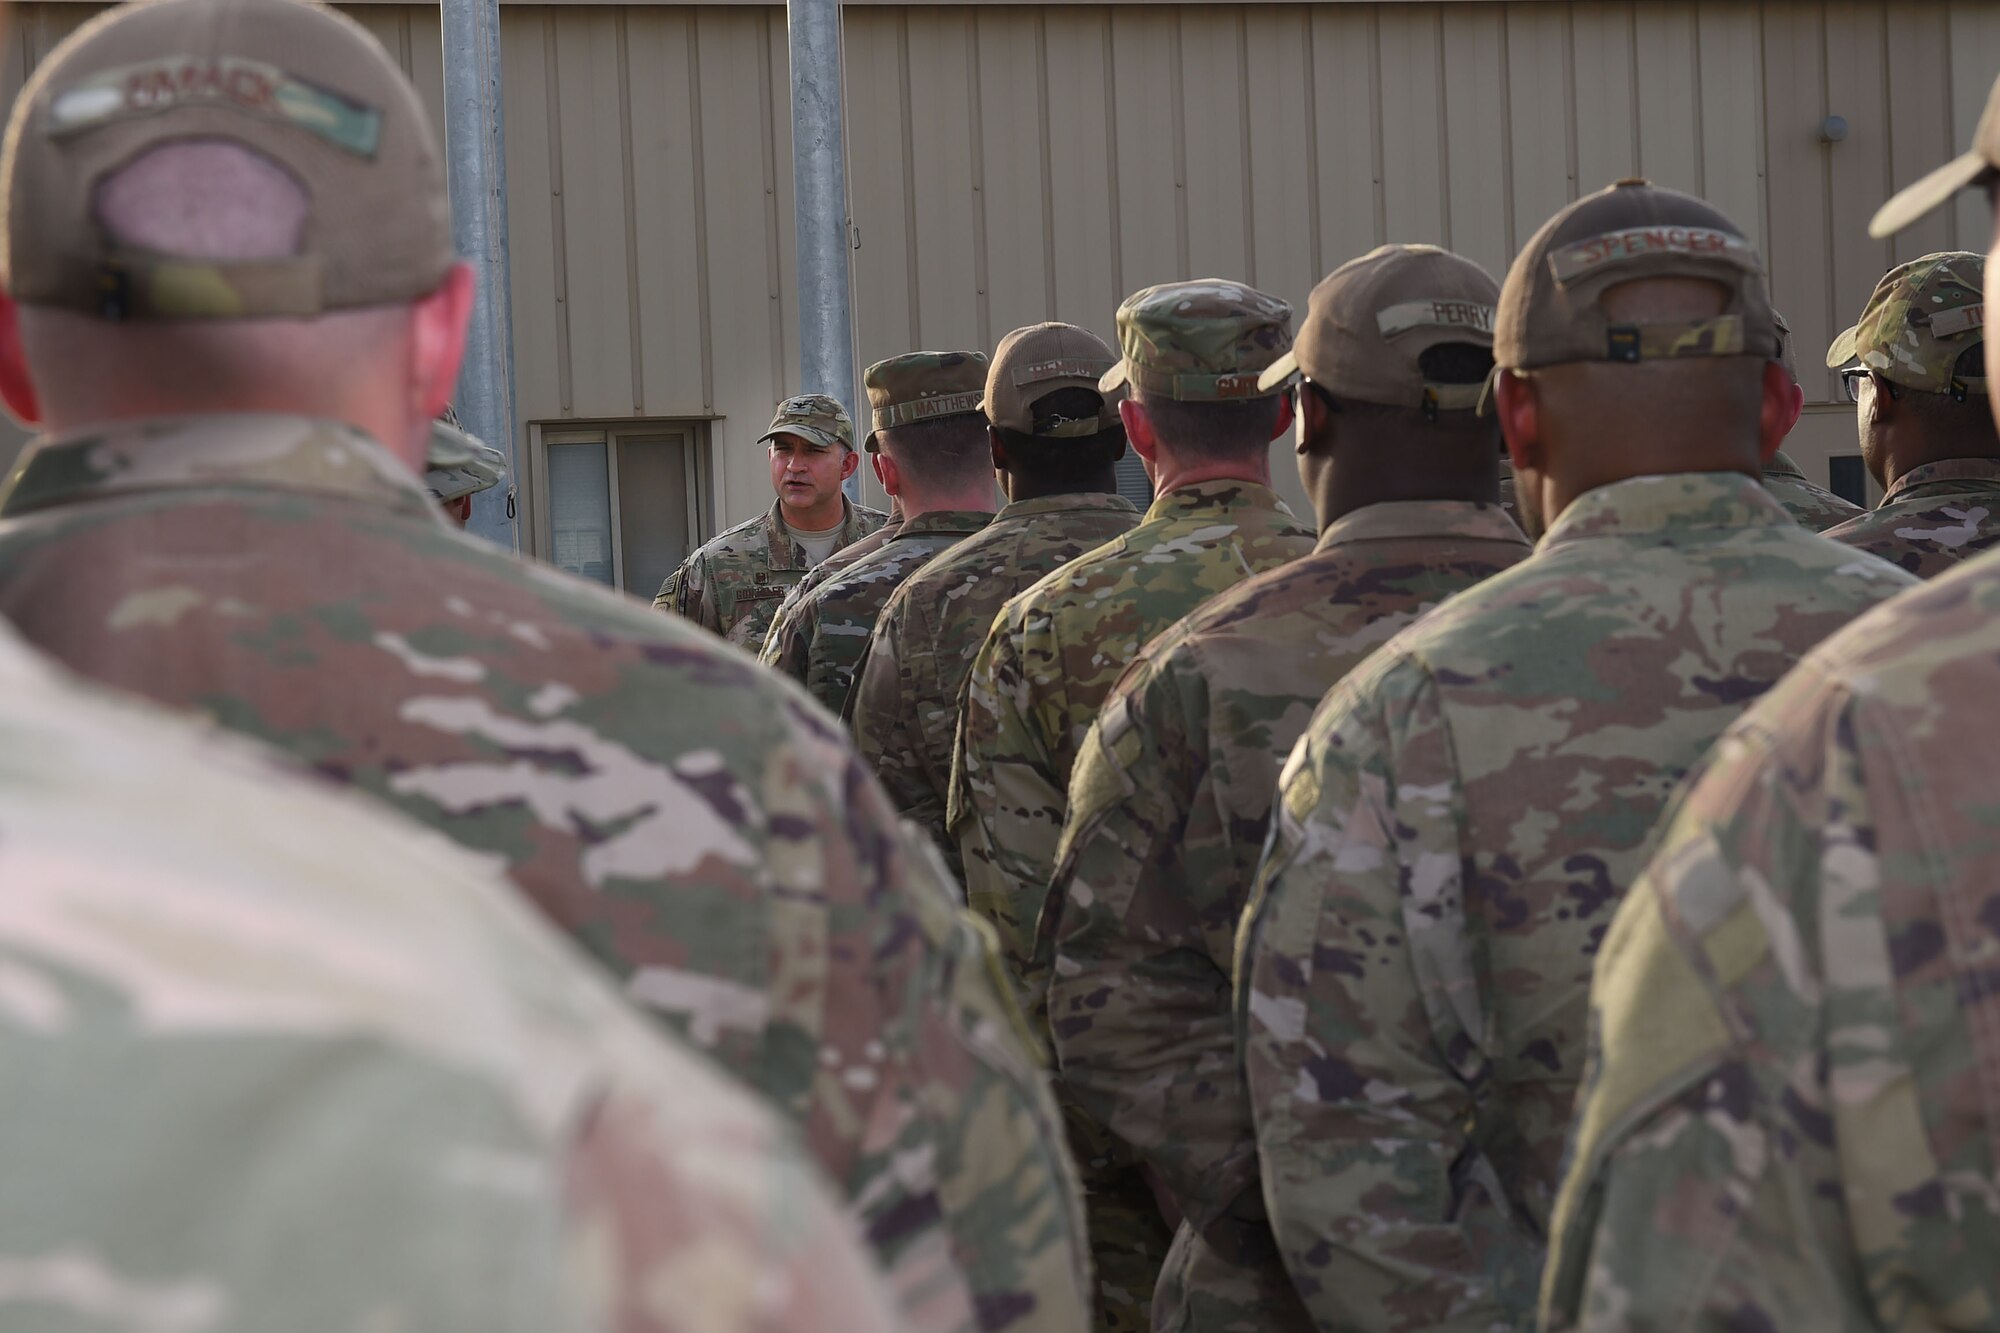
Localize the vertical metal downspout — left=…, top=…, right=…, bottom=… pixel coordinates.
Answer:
left=786, top=0, right=861, bottom=500
left=442, top=0, right=523, bottom=549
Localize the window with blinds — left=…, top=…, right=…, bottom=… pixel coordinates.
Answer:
left=536, top=423, right=711, bottom=600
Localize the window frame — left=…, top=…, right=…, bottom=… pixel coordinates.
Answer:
left=524, top=418, right=716, bottom=593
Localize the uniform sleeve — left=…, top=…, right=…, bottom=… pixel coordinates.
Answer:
left=1542, top=678, right=1921, bottom=1333
left=949, top=610, right=1065, bottom=1018
left=1050, top=670, right=1253, bottom=1228
left=1238, top=661, right=1518, bottom=1333
left=563, top=1088, right=907, bottom=1333
left=852, top=604, right=948, bottom=849
left=656, top=555, right=717, bottom=635
left=759, top=597, right=814, bottom=686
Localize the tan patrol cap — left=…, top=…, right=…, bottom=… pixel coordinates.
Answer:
left=863, top=350, right=988, bottom=452
left=1871, top=73, right=2000, bottom=238
left=984, top=322, right=1121, bottom=437
left=1256, top=244, right=1498, bottom=415
left=1, top=0, right=455, bottom=320
left=1494, top=179, right=1779, bottom=379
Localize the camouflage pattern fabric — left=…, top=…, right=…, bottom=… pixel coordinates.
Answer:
left=0, top=619, right=900, bottom=1333
left=761, top=509, right=994, bottom=716
left=1822, top=456, right=2000, bottom=578
left=653, top=495, right=887, bottom=649
left=0, top=415, right=1090, bottom=1333
left=850, top=492, right=1140, bottom=872
left=1761, top=448, right=1863, bottom=531
left=1237, top=472, right=1917, bottom=1333
left=761, top=515, right=904, bottom=651
left=1826, top=251, right=1988, bottom=396
left=1051, top=500, right=1530, bottom=1333
left=1101, top=281, right=1294, bottom=400
left=950, top=478, right=1313, bottom=1333
left=1539, top=547, right=2000, bottom=1332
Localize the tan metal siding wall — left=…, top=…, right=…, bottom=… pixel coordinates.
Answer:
left=5, top=2, right=2000, bottom=519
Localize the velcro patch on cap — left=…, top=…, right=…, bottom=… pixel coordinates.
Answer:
left=1930, top=305, right=1985, bottom=338
left=1012, top=356, right=1114, bottom=386
left=1376, top=300, right=1496, bottom=339
left=48, top=56, right=382, bottom=158
left=1548, top=227, right=1760, bottom=284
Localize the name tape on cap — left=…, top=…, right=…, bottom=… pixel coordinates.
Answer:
left=48, top=56, right=382, bottom=158
left=1548, top=227, right=1760, bottom=284
left=1930, top=304, right=1986, bottom=339
left=1012, top=356, right=1114, bottom=387
left=1376, top=300, right=1496, bottom=339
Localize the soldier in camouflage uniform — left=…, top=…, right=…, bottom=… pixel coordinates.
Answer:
left=849, top=322, right=1139, bottom=871
left=1237, top=180, right=1918, bottom=1333
left=654, top=394, right=887, bottom=648
left=0, top=7, right=1090, bottom=1331
left=1821, top=251, right=2000, bottom=577
left=761, top=496, right=906, bottom=648
left=1541, top=68, right=2000, bottom=1333
left=0, top=619, right=901, bottom=1333
left=1762, top=310, right=1863, bottom=530
left=1051, top=246, right=1530, bottom=1333
left=762, top=351, right=998, bottom=715
left=950, top=281, right=1316, bottom=1333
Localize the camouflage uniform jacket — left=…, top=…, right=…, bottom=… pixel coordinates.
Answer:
left=654, top=495, right=887, bottom=648
left=760, top=514, right=904, bottom=653
left=1762, top=448, right=1863, bottom=531
left=1540, top=550, right=2000, bottom=1333
left=949, top=478, right=1314, bottom=1012
left=850, top=492, right=1141, bottom=867
left=1237, top=472, right=1917, bottom=1333
left=1048, top=500, right=1529, bottom=1322
left=761, top=509, right=994, bottom=716
left=0, top=416, right=1089, bottom=1333
left=1822, top=455, right=2000, bottom=577
left=0, top=619, right=900, bottom=1333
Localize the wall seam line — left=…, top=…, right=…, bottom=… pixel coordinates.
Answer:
left=687, top=10, right=715, bottom=413
left=616, top=10, right=645, bottom=413
left=545, top=9, right=573, bottom=416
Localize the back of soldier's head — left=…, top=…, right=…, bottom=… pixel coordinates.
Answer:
left=985, top=322, right=1126, bottom=485
left=1101, top=279, right=1293, bottom=460
left=0, top=0, right=460, bottom=435
left=1827, top=252, right=1999, bottom=458
left=864, top=350, right=993, bottom=492
left=1494, top=179, right=1777, bottom=458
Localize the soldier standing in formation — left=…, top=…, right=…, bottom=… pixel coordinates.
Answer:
left=1820, top=251, right=2000, bottom=577
left=1761, top=311, right=1865, bottom=530
left=1543, top=67, right=2000, bottom=1333
left=0, top=3, right=1089, bottom=1330
left=654, top=393, right=887, bottom=647
left=1049, top=244, right=1532, bottom=1333
left=762, top=351, right=999, bottom=714
left=851, top=322, right=1140, bottom=873
left=1238, top=180, right=1916, bottom=1332
left=950, top=281, right=1316, bottom=1333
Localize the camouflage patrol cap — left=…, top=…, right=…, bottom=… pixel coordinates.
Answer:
left=984, top=322, right=1121, bottom=437
left=863, top=350, right=988, bottom=452
left=423, top=409, right=505, bottom=503
left=1871, top=72, right=2000, bottom=238
left=1, top=0, right=454, bottom=320
left=1494, top=179, right=1779, bottom=377
left=1256, top=244, right=1498, bottom=414
left=759, top=393, right=855, bottom=452
left=1099, top=279, right=1293, bottom=401
left=1826, top=252, right=1988, bottom=398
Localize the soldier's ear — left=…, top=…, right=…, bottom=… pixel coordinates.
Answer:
left=0, top=295, right=42, bottom=428
left=1756, top=361, right=1794, bottom=466
left=1119, top=396, right=1160, bottom=463
left=1269, top=390, right=1295, bottom=442
left=839, top=447, right=860, bottom=481
left=1493, top=370, right=1541, bottom=474
left=987, top=426, right=1009, bottom=472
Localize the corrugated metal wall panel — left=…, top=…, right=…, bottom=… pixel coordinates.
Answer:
left=5, top=1, right=2000, bottom=525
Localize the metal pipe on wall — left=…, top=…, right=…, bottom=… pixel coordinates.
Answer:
left=442, top=0, right=523, bottom=549
left=786, top=0, right=861, bottom=500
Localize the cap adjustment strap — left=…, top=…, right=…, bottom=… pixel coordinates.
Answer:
left=1604, top=314, right=1746, bottom=364
left=93, top=251, right=325, bottom=321
left=1122, top=362, right=1273, bottom=400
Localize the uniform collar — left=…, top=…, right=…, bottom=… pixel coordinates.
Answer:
left=993, top=492, right=1139, bottom=523
left=1881, top=456, right=2000, bottom=504
left=1143, top=477, right=1295, bottom=524
left=1762, top=449, right=1806, bottom=480
left=1540, top=471, right=1791, bottom=547
left=0, top=414, right=436, bottom=520
left=891, top=508, right=994, bottom=538
left=764, top=494, right=875, bottom=570
left=1315, top=498, right=1529, bottom=554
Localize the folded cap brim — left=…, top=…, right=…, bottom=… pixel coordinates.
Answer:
left=1824, top=325, right=1862, bottom=371
left=1870, top=152, right=1990, bottom=239
left=1098, top=362, right=1131, bottom=394
left=1255, top=349, right=1302, bottom=395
